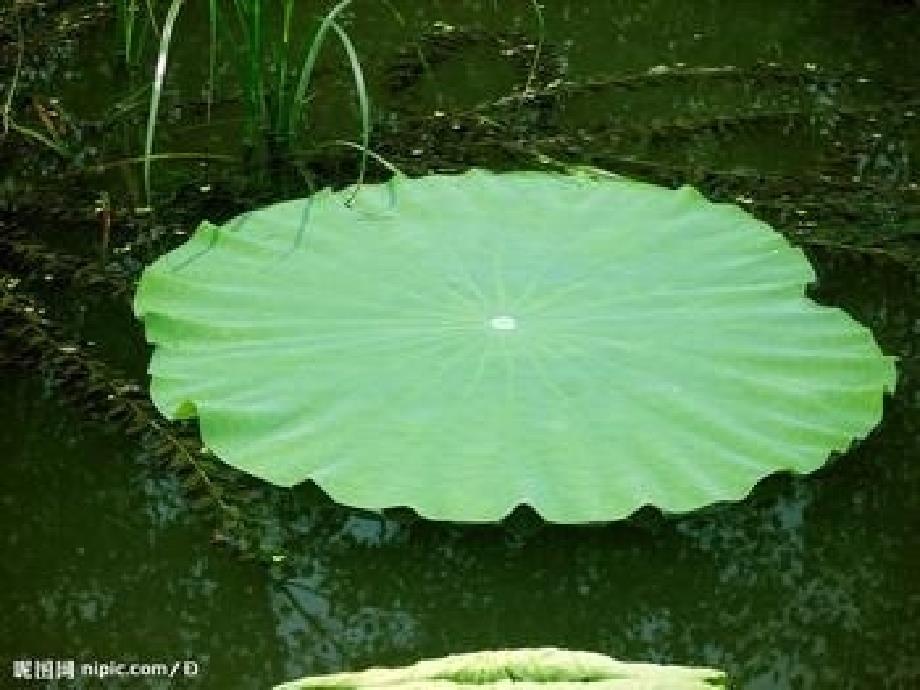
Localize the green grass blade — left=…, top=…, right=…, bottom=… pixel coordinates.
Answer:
left=251, top=0, right=266, bottom=130
left=119, top=1, right=135, bottom=65
left=288, top=0, right=353, bottom=141
left=226, top=0, right=265, bottom=138
left=144, top=0, right=185, bottom=205
left=145, top=0, right=160, bottom=36
left=93, top=151, right=236, bottom=173
left=329, top=19, right=370, bottom=198
left=8, top=122, right=70, bottom=157
left=1, top=2, right=23, bottom=137
left=276, top=0, right=295, bottom=135
left=104, top=83, right=153, bottom=125
left=316, top=139, right=403, bottom=177
left=524, top=0, right=545, bottom=95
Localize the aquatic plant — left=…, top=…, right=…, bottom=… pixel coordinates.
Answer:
left=0, top=230, right=273, bottom=561
left=273, top=648, right=726, bottom=688
left=0, top=3, right=71, bottom=157
left=115, top=0, right=160, bottom=69
left=133, top=169, right=895, bottom=522
left=134, top=0, right=370, bottom=203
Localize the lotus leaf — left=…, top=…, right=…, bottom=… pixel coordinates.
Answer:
left=134, top=170, right=896, bottom=522
left=272, top=648, right=727, bottom=688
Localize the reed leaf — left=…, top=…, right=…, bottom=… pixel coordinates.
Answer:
left=144, top=0, right=185, bottom=205
left=329, top=19, right=370, bottom=195
left=288, top=0, right=354, bottom=141
left=524, top=0, right=545, bottom=94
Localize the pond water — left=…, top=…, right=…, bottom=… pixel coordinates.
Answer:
left=1, top=1, right=918, bottom=688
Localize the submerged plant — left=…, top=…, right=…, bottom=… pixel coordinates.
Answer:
left=272, top=648, right=727, bottom=688
left=134, top=170, right=896, bottom=523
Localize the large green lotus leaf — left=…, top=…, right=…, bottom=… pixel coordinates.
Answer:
left=134, top=170, right=896, bottom=522
left=272, top=648, right=727, bottom=688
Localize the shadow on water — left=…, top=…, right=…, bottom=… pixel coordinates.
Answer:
left=1, top=1, right=918, bottom=688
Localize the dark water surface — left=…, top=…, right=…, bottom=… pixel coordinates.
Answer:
left=1, top=1, right=918, bottom=688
